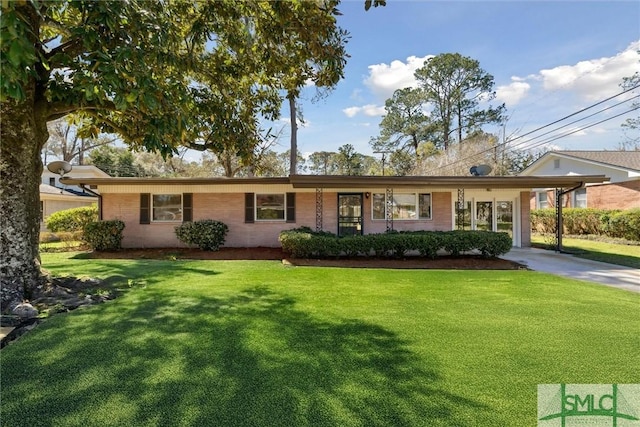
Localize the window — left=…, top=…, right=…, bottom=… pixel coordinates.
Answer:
left=573, top=188, right=587, bottom=208
left=418, top=194, right=432, bottom=219
left=49, top=177, right=56, bottom=186
left=537, top=191, right=549, bottom=209
left=256, top=194, right=285, bottom=221
left=153, top=194, right=182, bottom=221
left=372, top=193, right=432, bottom=220
left=553, top=159, right=560, bottom=169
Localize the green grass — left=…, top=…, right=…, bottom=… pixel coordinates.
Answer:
left=2, top=253, right=639, bottom=426
left=532, top=234, right=640, bottom=268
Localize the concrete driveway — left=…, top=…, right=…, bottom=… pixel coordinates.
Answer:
left=502, top=247, right=640, bottom=293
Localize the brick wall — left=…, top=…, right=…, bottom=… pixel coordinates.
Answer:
left=585, top=181, right=640, bottom=209
left=529, top=180, right=639, bottom=210
left=102, top=190, right=497, bottom=248
left=101, top=193, right=185, bottom=248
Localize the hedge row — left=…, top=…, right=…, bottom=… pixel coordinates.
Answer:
left=279, top=228, right=512, bottom=259
left=531, top=208, right=640, bottom=241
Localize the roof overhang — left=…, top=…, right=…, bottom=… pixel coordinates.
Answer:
left=61, top=174, right=609, bottom=190
left=289, top=174, right=609, bottom=189
left=61, top=177, right=292, bottom=186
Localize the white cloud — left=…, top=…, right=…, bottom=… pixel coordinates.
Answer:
left=496, top=79, right=531, bottom=106
left=364, top=54, right=433, bottom=100
left=342, top=106, right=361, bottom=118
left=538, top=40, right=640, bottom=101
left=342, top=104, right=385, bottom=118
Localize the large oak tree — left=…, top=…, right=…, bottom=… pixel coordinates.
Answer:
left=0, top=0, right=376, bottom=313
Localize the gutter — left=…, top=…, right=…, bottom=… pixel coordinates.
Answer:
left=79, top=184, right=103, bottom=220
left=555, top=181, right=584, bottom=253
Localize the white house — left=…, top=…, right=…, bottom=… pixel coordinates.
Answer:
left=521, top=151, right=640, bottom=210
left=40, top=165, right=107, bottom=230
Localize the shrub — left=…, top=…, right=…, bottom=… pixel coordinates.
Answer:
left=474, top=231, right=513, bottom=257
left=530, top=209, right=558, bottom=234
left=84, top=220, right=125, bottom=251
left=175, top=220, right=229, bottom=251
left=562, top=208, right=605, bottom=235
left=279, top=229, right=513, bottom=259
left=46, top=205, right=98, bottom=233
left=531, top=208, right=640, bottom=242
left=602, top=209, right=640, bottom=241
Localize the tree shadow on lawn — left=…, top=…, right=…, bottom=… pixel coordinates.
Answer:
left=44, top=257, right=222, bottom=289
left=2, top=286, right=487, bottom=427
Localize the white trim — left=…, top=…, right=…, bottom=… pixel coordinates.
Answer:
left=370, top=192, right=432, bottom=221
left=255, top=193, right=286, bottom=222
left=152, top=193, right=183, bottom=222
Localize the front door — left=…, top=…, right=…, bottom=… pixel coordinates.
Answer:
left=338, top=193, right=363, bottom=236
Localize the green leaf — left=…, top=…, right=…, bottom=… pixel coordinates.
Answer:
left=7, top=40, right=25, bottom=67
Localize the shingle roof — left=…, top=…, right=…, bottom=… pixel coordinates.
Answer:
left=554, top=151, right=640, bottom=172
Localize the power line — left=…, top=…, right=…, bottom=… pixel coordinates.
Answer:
left=509, top=106, right=639, bottom=151
left=431, top=85, right=640, bottom=172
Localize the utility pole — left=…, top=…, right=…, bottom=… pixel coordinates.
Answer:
left=373, top=150, right=392, bottom=176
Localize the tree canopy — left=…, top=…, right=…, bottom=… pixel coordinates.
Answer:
left=414, top=53, right=505, bottom=150
left=372, top=53, right=505, bottom=158
left=0, top=0, right=378, bottom=313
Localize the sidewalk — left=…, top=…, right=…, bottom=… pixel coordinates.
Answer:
left=502, top=247, right=640, bottom=293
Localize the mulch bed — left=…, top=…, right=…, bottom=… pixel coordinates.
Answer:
left=86, top=247, right=525, bottom=270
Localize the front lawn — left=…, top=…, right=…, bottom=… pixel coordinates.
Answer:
left=531, top=234, right=640, bottom=268
left=2, top=253, right=638, bottom=426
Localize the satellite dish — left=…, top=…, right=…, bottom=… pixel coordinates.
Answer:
left=47, top=160, right=72, bottom=177
left=470, top=164, right=492, bottom=176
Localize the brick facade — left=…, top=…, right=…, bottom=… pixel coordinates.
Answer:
left=585, top=181, right=640, bottom=209
left=530, top=180, right=639, bottom=210
left=100, top=189, right=532, bottom=248
left=102, top=191, right=456, bottom=248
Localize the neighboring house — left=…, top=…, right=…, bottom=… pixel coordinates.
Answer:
left=521, top=151, right=640, bottom=210
left=61, top=174, right=606, bottom=249
left=40, top=164, right=107, bottom=230
left=42, top=164, right=110, bottom=195
left=39, top=184, right=97, bottom=230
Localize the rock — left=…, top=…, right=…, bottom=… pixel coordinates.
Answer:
left=12, top=303, right=38, bottom=319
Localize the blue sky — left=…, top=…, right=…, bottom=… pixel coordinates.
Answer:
left=274, top=0, right=640, bottom=158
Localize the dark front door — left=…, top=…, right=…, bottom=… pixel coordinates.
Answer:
left=338, top=193, right=363, bottom=236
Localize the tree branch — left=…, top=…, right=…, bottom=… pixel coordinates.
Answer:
left=45, top=38, right=84, bottom=65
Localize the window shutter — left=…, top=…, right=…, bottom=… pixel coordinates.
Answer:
left=140, top=193, right=150, bottom=224
left=182, top=193, right=193, bottom=222
left=286, top=192, right=295, bottom=223
left=245, top=193, right=254, bottom=223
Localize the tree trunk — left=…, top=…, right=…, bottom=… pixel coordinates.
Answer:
left=288, top=94, right=298, bottom=175
left=1, top=94, right=49, bottom=313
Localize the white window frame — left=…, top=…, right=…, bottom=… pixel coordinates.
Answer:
left=573, top=188, right=587, bottom=208
left=537, top=191, right=549, bottom=209
left=255, top=193, right=286, bottom=222
left=371, top=192, right=432, bottom=221
left=152, top=194, right=183, bottom=222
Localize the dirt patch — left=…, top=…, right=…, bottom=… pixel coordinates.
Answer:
left=85, top=247, right=524, bottom=270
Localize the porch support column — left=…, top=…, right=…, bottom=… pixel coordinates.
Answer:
left=385, top=187, right=393, bottom=232
left=457, top=188, right=465, bottom=230
left=316, top=187, right=323, bottom=232
left=555, top=188, right=562, bottom=252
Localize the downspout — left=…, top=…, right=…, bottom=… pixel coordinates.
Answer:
left=556, top=182, right=584, bottom=252
left=79, top=184, right=103, bottom=221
